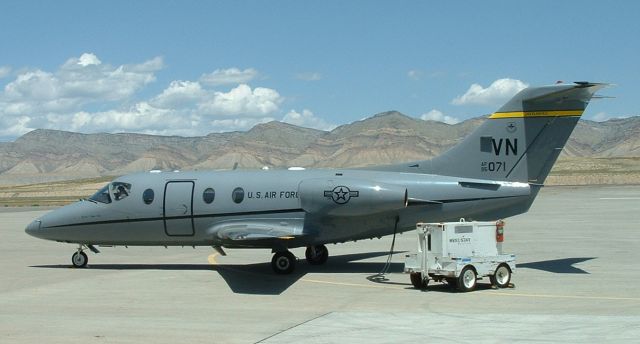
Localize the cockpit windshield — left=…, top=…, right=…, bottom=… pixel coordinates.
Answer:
left=89, top=182, right=132, bottom=204
left=90, top=185, right=111, bottom=204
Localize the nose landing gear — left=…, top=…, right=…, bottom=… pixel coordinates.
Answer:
left=72, top=249, right=88, bottom=268
left=71, top=244, right=99, bottom=268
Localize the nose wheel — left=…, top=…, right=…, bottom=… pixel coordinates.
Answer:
left=72, top=250, right=88, bottom=268
left=71, top=244, right=98, bottom=268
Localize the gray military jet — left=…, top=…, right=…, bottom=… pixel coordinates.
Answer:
left=26, top=82, right=605, bottom=274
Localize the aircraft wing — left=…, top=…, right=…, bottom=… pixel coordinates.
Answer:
left=209, top=218, right=306, bottom=242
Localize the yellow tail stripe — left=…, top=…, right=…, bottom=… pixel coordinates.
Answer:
left=489, top=110, right=584, bottom=119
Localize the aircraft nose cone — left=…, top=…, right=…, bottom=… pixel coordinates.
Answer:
left=25, top=220, right=42, bottom=237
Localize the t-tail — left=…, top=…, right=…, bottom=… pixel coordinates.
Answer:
left=377, top=82, right=607, bottom=184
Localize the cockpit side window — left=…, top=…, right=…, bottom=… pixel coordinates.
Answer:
left=112, top=182, right=132, bottom=201
left=89, top=182, right=132, bottom=204
left=90, top=185, right=112, bottom=204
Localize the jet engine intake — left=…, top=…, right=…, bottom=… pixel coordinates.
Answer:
left=299, top=178, right=408, bottom=216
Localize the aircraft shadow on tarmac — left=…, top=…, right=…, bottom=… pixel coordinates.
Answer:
left=32, top=255, right=595, bottom=294
left=517, top=257, right=595, bottom=274
left=32, top=251, right=410, bottom=295
left=213, top=251, right=408, bottom=295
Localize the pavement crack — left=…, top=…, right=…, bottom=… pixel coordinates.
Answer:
left=254, top=311, right=332, bottom=343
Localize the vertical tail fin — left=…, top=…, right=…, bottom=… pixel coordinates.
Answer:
left=376, top=82, right=606, bottom=183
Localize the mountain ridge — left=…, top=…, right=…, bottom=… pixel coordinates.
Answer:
left=1, top=112, right=639, bottom=185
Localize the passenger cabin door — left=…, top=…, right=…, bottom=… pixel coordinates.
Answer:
left=163, top=181, right=195, bottom=236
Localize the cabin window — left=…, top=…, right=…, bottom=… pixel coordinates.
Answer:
left=203, top=188, right=215, bottom=204
left=143, top=189, right=155, bottom=204
left=232, top=187, right=244, bottom=204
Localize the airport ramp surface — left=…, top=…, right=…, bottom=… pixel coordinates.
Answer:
left=1, top=185, right=640, bottom=343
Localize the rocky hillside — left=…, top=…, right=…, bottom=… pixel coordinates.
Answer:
left=563, top=117, right=640, bottom=157
left=1, top=112, right=639, bottom=185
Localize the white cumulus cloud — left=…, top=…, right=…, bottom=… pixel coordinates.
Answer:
left=0, top=54, right=301, bottom=139
left=58, top=83, right=284, bottom=135
left=452, top=78, right=528, bottom=106
left=151, top=80, right=207, bottom=109
left=420, top=109, right=460, bottom=125
left=3, top=53, right=163, bottom=108
left=200, top=68, right=258, bottom=86
left=83, top=103, right=175, bottom=131
left=590, top=112, right=635, bottom=122
left=76, top=53, right=102, bottom=67
left=0, top=66, right=11, bottom=78
left=208, top=117, right=275, bottom=133
left=282, top=109, right=336, bottom=131
left=407, top=69, right=422, bottom=80
left=295, top=72, right=323, bottom=81
left=198, top=84, right=282, bottom=117
left=0, top=115, right=31, bottom=139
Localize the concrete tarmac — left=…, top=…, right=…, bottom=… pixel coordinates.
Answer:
left=1, top=186, right=639, bottom=343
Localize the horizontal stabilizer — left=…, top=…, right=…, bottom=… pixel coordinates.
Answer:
left=458, top=181, right=500, bottom=191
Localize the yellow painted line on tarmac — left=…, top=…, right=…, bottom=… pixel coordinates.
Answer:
left=303, top=277, right=640, bottom=301
left=300, top=278, right=406, bottom=290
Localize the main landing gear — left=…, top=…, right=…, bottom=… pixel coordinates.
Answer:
left=270, top=244, right=329, bottom=274
left=271, top=251, right=296, bottom=274
left=71, top=244, right=99, bottom=268
left=305, top=245, right=329, bottom=265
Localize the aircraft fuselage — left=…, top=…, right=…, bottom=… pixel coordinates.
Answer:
left=26, top=168, right=532, bottom=249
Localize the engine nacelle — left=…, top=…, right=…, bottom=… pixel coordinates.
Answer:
left=299, top=178, right=408, bottom=217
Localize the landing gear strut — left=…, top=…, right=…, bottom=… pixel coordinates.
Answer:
left=305, top=245, right=329, bottom=265
left=271, top=251, right=296, bottom=274
left=71, top=244, right=99, bottom=268
left=72, top=245, right=88, bottom=268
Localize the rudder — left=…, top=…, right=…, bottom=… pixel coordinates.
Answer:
left=375, top=82, right=606, bottom=183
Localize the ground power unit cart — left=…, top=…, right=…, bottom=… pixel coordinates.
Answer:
left=404, top=220, right=515, bottom=292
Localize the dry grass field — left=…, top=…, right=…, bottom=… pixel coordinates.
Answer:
left=546, top=157, right=640, bottom=185
left=0, top=176, right=113, bottom=207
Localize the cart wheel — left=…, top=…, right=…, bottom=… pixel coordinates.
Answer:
left=457, top=266, right=477, bottom=292
left=410, top=272, right=428, bottom=289
left=490, top=264, right=511, bottom=288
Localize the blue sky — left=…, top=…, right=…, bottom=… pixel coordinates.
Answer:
left=0, top=1, right=638, bottom=140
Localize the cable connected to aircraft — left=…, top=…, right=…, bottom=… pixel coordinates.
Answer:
left=26, top=82, right=606, bottom=274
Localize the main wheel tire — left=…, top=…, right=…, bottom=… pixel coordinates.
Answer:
left=490, top=264, right=512, bottom=288
left=445, top=278, right=458, bottom=288
left=72, top=251, right=88, bottom=268
left=271, top=251, right=296, bottom=274
left=305, top=245, right=329, bottom=265
left=457, top=266, right=477, bottom=292
left=410, top=272, right=428, bottom=289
